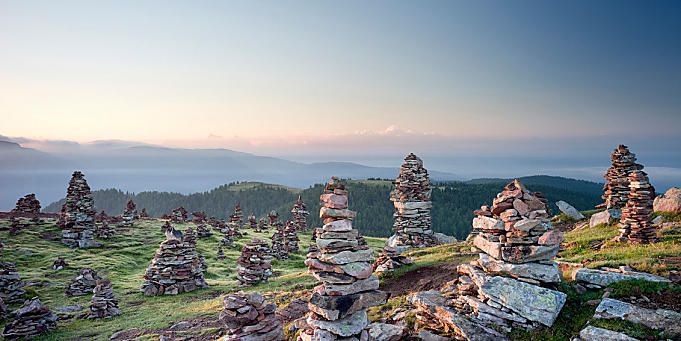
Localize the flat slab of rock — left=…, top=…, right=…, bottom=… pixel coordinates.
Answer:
left=572, top=268, right=670, bottom=287
left=654, top=187, right=681, bottom=213
left=473, top=236, right=559, bottom=263
left=556, top=201, right=585, bottom=220
left=476, top=253, right=561, bottom=284
left=589, top=209, right=621, bottom=227
left=579, top=325, right=637, bottom=341
left=307, top=309, right=368, bottom=337
left=594, top=298, right=681, bottom=336
left=367, top=323, right=405, bottom=341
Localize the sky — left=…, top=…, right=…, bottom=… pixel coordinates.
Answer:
left=1, top=1, right=680, bottom=164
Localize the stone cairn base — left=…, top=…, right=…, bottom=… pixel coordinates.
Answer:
left=8, top=218, right=29, bottom=235
left=2, top=298, right=57, bottom=339
left=61, top=171, right=101, bottom=248
left=299, top=177, right=388, bottom=341
left=78, top=278, right=121, bottom=319
left=291, top=195, right=310, bottom=231
left=373, top=246, right=414, bottom=272
left=284, top=220, right=300, bottom=252
left=171, top=206, right=188, bottom=223
left=66, top=268, right=101, bottom=296
left=616, top=170, right=657, bottom=243
left=120, top=200, right=137, bottom=227
left=598, top=144, right=643, bottom=210
left=219, top=291, right=283, bottom=340
left=220, top=233, right=237, bottom=248
left=52, top=258, right=68, bottom=271
left=237, top=238, right=273, bottom=286
left=0, top=261, right=26, bottom=304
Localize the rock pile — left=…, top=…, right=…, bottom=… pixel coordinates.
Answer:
left=2, top=298, right=57, bottom=339
left=61, top=171, right=100, bottom=248
left=616, top=170, right=657, bottom=244
left=120, top=200, right=137, bottom=227
left=52, top=258, right=68, bottom=271
left=257, top=218, right=266, bottom=232
left=300, top=177, right=388, bottom=341
left=78, top=278, right=120, bottom=319
left=220, top=233, right=237, bottom=248
left=229, top=204, right=244, bottom=229
left=8, top=218, right=29, bottom=235
left=284, top=220, right=300, bottom=252
left=171, top=206, right=188, bottom=223
left=139, top=208, right=149, bottom=219
left=95, top=210, right=109, bottom=223
left=237, top=238, right=273, bottom=286
left=183, top=227, right=208, bottom=273
left=219, top=291, right=283, bottom=340
left=388, top=153, right=436, bottom=251
left=373, top=246, right=414, bottom=272
left=140, top=224, right=208, bottom=296
left=12, top=194, right=41, bottom=219
left=216, top=246, right=226, bottom=260
left=192, top=211, right=207, bottom=223
left=0, top=298, right=5, bottom=320
left=291, top=195, right=309, bottom=231
left=66, top=268, right=102, bottom=297
left=0, top=261, right=26, bottom=304
left=95, top=220, right=115, bottom=239
left=247, top=213, right=257, bottom=230
left=195, top=222, right=213, bottom=238
left=270, top=215, right=289, bottom=260
left=599, top=145, right=643, bottom=210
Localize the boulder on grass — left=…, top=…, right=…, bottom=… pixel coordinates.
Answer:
left=654, top=187, right=681, bottom=213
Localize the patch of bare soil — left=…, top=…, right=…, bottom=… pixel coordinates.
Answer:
left=111, top=314, right=224, bottom=341
left=379, top=261, right=463, bottom=298
left=619, top=288, right=681, bottom=312
left=40, top=229, right=59, bottom=241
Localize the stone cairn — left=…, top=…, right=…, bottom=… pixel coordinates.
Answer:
left=220, top=232, right=237, bottom=248
left=388, top=153, right=436, bottom=252
left=61, top=171, right=100, bottom=248
left=12, top=194, right=41, bottom=222
left=139, top=208, right=149, bottom=219
left=444, top=180, right=567, bottom=331
left=373, top=246, right=414, bottom=273
left=616, top=170, right=657, bottom=243
left=192, top=211, right=207, bottom=223
left=219, top=291, right=283, bottom=340
left=229, top=204, right=244, bottom=229
left=196, top=222, right=213, bottom=238
left=216, top=246, right=226, bottom=260
left=269, top=211, right=288, bottom=260
left=140, top=223, right=208, bottom=296
left=120, top=200, right=137, bottom=227
left=52, top=258, right=68, bottom=271
left=95, top=219, right=115, bottom=239
left=171, top=206, right=188, bottom=223
left=291, top=195, right=310, bottom=231
left=66, top=268, right=102, bottom=296
left=237, top=238, right=273, bottom=286
left=257, top=218, right=266, bottom=232
left=247, top=213, right=257, bottom=230
left=95, top=210, right=109, bottom=223
left=78, top=278, right=121, bottom=319
left=284, top=220, right=300, bottom=252
left=0, top=260, right=26, bottom=304
left=598, top=144, right=643, bottom=210
left=184, top=227, right=208, bottom=273
left=2, top=298, right=57, bottom=339
left=300, top=177, right=388, bottom=341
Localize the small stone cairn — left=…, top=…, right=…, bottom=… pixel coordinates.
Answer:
left=66, top=268, right=102, bottom=296
left=216, top=246, right=226, bottom=260
left=11, top=194, right=41, bottom=222
left=373, top=246, right=414, bottom=272
left=140, top=223, right=208, bottom=296
left=291, top=195, right=310, bottom=231
left=219, top=291, right=283, bottom=340
left=247, top=214, right=257, bottom=230
left=300, top=177, right=387, bottom=341
left=52, top=258, right=68, bottom=271
left=257, top=218, right=266, bottom=232
left=95, top=210, right=109, bottom=223
left=61, top=171, right=100, bottom=248
left=95, top=219, right=115, bottom=239
left=139, top=208, right=149, bottom=219
left=220, top=232, right=237, bottom=248
left=0, top=260, right=26, bottom=304
left=598, top=144, right=643, bottom=210
left=229, top=204, right=244, bottom=229
left=8, top=218, right=29, bottom=235
left=388, top=153, right=436, bottom=252
left=237, top=238, right=273, bottom=286
left=192, top=211, right=207, bottom=223
left=196, top=222, right=213, bottom=238
left=284, top=220, right=300, bottom=252
left=78, top=278, right=120, bottom=319
left=269, top=211, right=288, bottom=260
left=2, top=298, right=57, bottom=339
left=616, top=170, right=657, bottom=243
left=171, top=206, right=188, bottom=223
left=120, top=200, right=137, bottom=227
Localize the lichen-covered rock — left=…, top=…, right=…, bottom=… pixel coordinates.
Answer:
left=594, top=298, right=681, bottom=337
left=556, top=200, right=585, bottom=220
left=579, top=325, right=637, bottom=341
left=589, top=209, right=622, bottom=227
left=572, top=268, right=670, bottom=287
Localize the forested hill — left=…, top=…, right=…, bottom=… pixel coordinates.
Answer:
left=464, top=175, right=604, bottom=195
left=44, top=178, right=602, bottom=239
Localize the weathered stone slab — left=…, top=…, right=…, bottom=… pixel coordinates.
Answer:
left=556, top=200, right=585, bottom=220
left=323, top=275, right=379, bottom=296
left=322, top=219, right=353, bottom=232
left=589, top=209, right=622, bottom=227
left=594, top=298, right=681, bottom=336
left=393, top=201, right=432, bottom=210
left=309, top=290, right=389, bottom=320
left=320, top=207, right=357, bottom=220
left=579, top=325, right=637, bottom=341
left=367, top=322, right=406, bottom=341
left=317, top=249, right=373, bottom=265
left=307, top=309, right=368, bottom=337
left=653, top=187, right=681, bottom=213
left=473, top=216, right=504, bottom=231
left=476, top=253, right=561, bottom=283
left=572, top=268, right=670, bottom=287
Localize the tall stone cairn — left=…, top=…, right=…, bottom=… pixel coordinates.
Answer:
left=171, top=206, right=188, bottom=223
left=388, top=153, right=436, bottom=251
left=184, top=227, right=208, bottom=273
left=300, top=177, right=388, bottom=341
left=229, top=204, right=244, bottom=229
left=616, top=170, right=657, bottom=243
left=12, top=194, right=41, bottom=221
left=447, top=179, right=567, bottom=330
left=237, top=238, right=273, bottom=286
left=140, top=224, right=208, bottom=296
left=2, top=298, right=57, bottom=339
left=66, top=268, right=102, bottom=296
left=219, top=291, right=283, bottom=340
left=284, top=220, right=300, bottom=252
left=78, top=278, right=121, bottom=319
left=61, top=171, right=100, bottom=248
left=120, top=200, right=137, bottom=227
left=599, top=144, right=644, bottom=209
left=291, top=195, right=310, bottom=231
left=247, top=213, right=257, bottom=230
left=269, top=212, right=288, bottom=260
left=0, top=261, right=26, bottom=304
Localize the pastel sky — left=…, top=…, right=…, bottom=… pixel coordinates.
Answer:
left=1, top=1, right=680, bottom=153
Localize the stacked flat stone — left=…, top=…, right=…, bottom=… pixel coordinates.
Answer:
left=237, top=238, right=273, bottom=286
left=291, top=195, right=310, bottom=231
left=140, top=226, right=208, bottom=296
left=447, top=179, right=567, bottom=330
left=66, top=268, right=102, bottom=296
left=284, top=220, right=300, bottom=252
left=52, top=258, right=68, bottom=271
left=196, top=222, right=213, bottom=238
left=219, top=291, right=283, bottom=340
left=171, top=206, right=188, bottom=223
left=61, top=171, right=100, bottom=248
left=12, top=194, right=41, bottom=221
left=257, top=218, right=266, bottom=232
left=95, top=210, right=109, bottom=223
left=0, top=261, right=26, bottom=304
left=216, top=246, right=226, bottom=260
left=95, top=220, right=115, bottom=239
left=229, top=204, right=244, bottom=229
left=120, top=200, right=137, bottom=227
left=184, top=227, right=208, bottom=273
left=247, top=214, right=257, bottom=230
left=617, top=170, right=657, bottom=243
left=139, top=208, right=149, bottom=219
left=8, top=218, right=29, bottom=235
left=78, top=278, right=120, bottom=319
left=220, top=233, right=237, bottom=248
left=2, top=298, right=57, bottom=339
left=270, top=214, right=289, bottom=260
left=192, top=211, right=207, bottom=223
left=300, top=177, right=388, bottom=341
left=388, top=153, right=436, bottom=251
left=599, top=145, right=643, bottom=210
left=373, top=246, right=414, bottom=272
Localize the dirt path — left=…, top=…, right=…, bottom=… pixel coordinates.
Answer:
left=379, top=260, right=463, bottom=297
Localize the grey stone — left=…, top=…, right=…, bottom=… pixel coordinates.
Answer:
left=589, top=209, right=621, bottom=227
left=417, top=330, right=451, bottom=341
left=317, top=249, right=374, bottom=265
left=476, top=253, right=561, bottom=284
left=367, top=323, right=405, bottom=341
left=472, top=216, right=504, bottom=231
left=594, top=298, right=681, bottom=336
left=556, top=201, right=585, bottom=220
left=323, top=275, right=380, bottom=296
left=579, top=326, right=637, bottom=341
left=307, top=309, right=368, bottom=337
left=309, top=290, right=389, bottom=320
left=433, top=233, right=457, bottom=245
left=572, top=268, right=670, bottom=287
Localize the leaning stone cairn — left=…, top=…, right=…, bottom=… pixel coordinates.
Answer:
left=247, top=213, right=257, bottom=230
left=66, top=268, right=102, bottom=296
left=61, top=171, right=100, bottom=248
left=598, top=144, right=643, bottom=210
left=300, top=177, right=388, bottom=341
left=120, top=200, right=137, bottom=227
left=269, top=212, right=289, bottom=260
left=140, top=222, right=208, bottom=295
left=616, top=170, right=657, bottom=243
left=11, top=194, right=41, bottom=222
left=237, top=238, right=273, bottom=286
left=219, top=291, right=283, bottom=340
left=388, top=153, right=436, bottom=252
left=2, top=298, right=57, bottom=339
left=373, top=246, right=414, bottom=272
left=284, top=220, right=300, bottom=252
left=171, top=206, right=188, bottom=223
left=291, top=195, right=310, bottom=231
left=78, top=278, right=121, bottom=319
left=0, top=260, right=26, bottom=304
